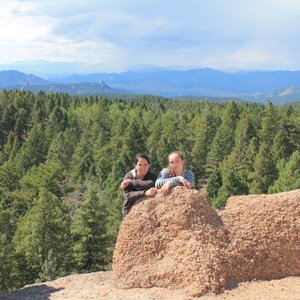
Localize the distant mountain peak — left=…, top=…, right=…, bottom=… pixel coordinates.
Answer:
left=99, top=80, right=109, bottom=88
left=278, top=86, right=296, bottom=97
left=0, top=70, right=49, bottom=88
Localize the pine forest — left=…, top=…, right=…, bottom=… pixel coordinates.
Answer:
left=0, top=89, right=300, bottom=293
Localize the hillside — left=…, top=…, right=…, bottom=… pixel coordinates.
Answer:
left=2, top=69, right=300, bottom=103
left=7, top=81, right=130, bottom=96
left=56, top=68, right=300, bottom=102
left=0, top=70, right=49, bottom=88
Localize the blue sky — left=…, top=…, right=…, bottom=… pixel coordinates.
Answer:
left=1, top=0, right=300, bottom=73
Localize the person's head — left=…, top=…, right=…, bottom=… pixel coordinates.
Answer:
left=168, top=151, right=185, bottom=176
left=134, top=154, right=150, bottom=178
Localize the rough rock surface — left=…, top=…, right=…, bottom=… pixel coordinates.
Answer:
left=112, top=187, right=300, bottom=297
left=222, top=191, right=300, bottom=284
left=2, top=271, right=300, bottom=300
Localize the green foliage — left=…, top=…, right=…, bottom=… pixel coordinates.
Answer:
left=208, top=101, right=239, bottom=163
left=0, top=208, right=16, bottom=293
left=260, top=100, right=277, bottom=146
left=190, top=104, right=218, bottom=185
left=15, top=124, right=47, bottom=174
left=269, top=151, right=300, bottom=193
left=205, top=167, right=222, bottom=205
left=12, top=162, right=66, bottom=216
left=71, top=182, right=108, bottom=272
left=13, top=188, right=71, bottom=285
left=37, top=248, right=64, bottom=282
left=214, top=170, right=248, bottom=208
left=249, top=142, right=277, bottom=194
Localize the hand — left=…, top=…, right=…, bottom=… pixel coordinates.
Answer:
left=145, top=187, right=158, bottom=197
left=181, top=178, right=192, bottom=189
left=168, top=166, right=175, bottom=177
left=159, top=183, right=171, bottom=196
left=120, top=179, right=131, bottom=190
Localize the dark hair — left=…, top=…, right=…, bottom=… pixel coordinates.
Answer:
left=168, top=151, right=185, bottom=161
left=134, top=153, right=150, bottom=165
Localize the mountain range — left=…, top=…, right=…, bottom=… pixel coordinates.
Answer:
left=1, top=68, right=300, bottom=104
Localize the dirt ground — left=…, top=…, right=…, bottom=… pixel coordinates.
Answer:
left=2, top=271, right=300, bottom=300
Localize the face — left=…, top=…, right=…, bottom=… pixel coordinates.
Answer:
left=135, top=158, right=150, bottom=177
left=168, top=153, right=184, bottom=175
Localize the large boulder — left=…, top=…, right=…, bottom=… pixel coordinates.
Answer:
left=222, top=190, right=300, bottom=283
left=112, top=187, right=229, bottom=296
left=112, top=188, right=300, bottom=296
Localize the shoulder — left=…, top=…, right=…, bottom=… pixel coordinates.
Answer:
left=158, top=168, right=170, bottom=175
left=157, top=168, right=170, bottom=178
left=184, top=169, right=195, bottom=177
left=123, top=170, right=135, bottom=180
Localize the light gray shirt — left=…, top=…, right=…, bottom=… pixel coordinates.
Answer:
left=155, top=168, right=195, bottom=188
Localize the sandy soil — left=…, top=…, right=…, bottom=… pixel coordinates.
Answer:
left=1, top=271, right=300, bottom=300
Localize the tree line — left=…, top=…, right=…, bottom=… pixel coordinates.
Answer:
left=0, top=90, right=299, bottom=294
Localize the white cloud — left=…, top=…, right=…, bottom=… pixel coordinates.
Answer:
left=0, top=1, right=50, bottom=42
left=1, top=0, right=300, bottom=71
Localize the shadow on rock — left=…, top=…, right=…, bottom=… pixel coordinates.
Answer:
left=0, top=285, right=64, bottom=300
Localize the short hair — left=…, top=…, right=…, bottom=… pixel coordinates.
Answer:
left=168, top=151, right=185, bottom=161
left=134, top=153, right=150, bottom=165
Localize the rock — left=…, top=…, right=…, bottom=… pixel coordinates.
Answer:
left=221, top=190, right=300, bottom=283
left=112, top=187, right=229, bottom=296
left=112, top=188, right=300, bottom=296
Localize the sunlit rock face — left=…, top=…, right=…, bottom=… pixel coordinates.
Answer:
left=113, top=188, right=300, bottom=297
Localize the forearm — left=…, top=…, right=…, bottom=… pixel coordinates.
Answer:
left=123, top=190, right=146, bottom=204
left=132, top=179, right=155, bottom=190
left=155, top=176, right=184, bottom=188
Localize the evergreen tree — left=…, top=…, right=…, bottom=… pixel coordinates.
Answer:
left=13, top=188, right=71, bottom=284
left=190, top=104, right=218, bottom=185
left=15, top=124, right=47, bottom=174
left=268, top=151, right=300, bottom=193
left=221, top=112, right=256, bottom=179
left=1, top=103, right=17, bottom=141
left=205, top=167, right=222, bottom=205
left=13, top=108, right=28, bottom=143
left=12, top=162, right=66, bottom=216
left=45, top=106, right=68, bottom=141
left=31, top=91, right=47, bottom=125
left=249, top=142, right=277, bottom=194
left=0, top=131, right=15, bottom=164
left=121, top=119, right=147, bottom=159
left=243, top=137, right=259, bottom=175
left=0, top=207, right=16, bottom=294
left=214, top=170, right=248, bottom=208
left=208, top=101, right=239, bottom=163
left=0, top=160, right=21, bottom=192
left=259, top=100, right=277, bottom=146
left=102, top=157, right=126, bottom=256
left=70, top=130, right=94, bottom=185
left=272, top=116, right=300, bottom=163
left=71, top=182, right=108, bottom=272
left=37, top=249, right=62, bottom=282
left=46, top=128, right=79, bottom=170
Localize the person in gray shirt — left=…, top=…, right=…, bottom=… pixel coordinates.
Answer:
left=155, top=151, right=195, bottom=196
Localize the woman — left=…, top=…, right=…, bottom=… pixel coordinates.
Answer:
left=155, top=151, right=195, bottom=196
left=120, top=154, right=158, bottom=217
